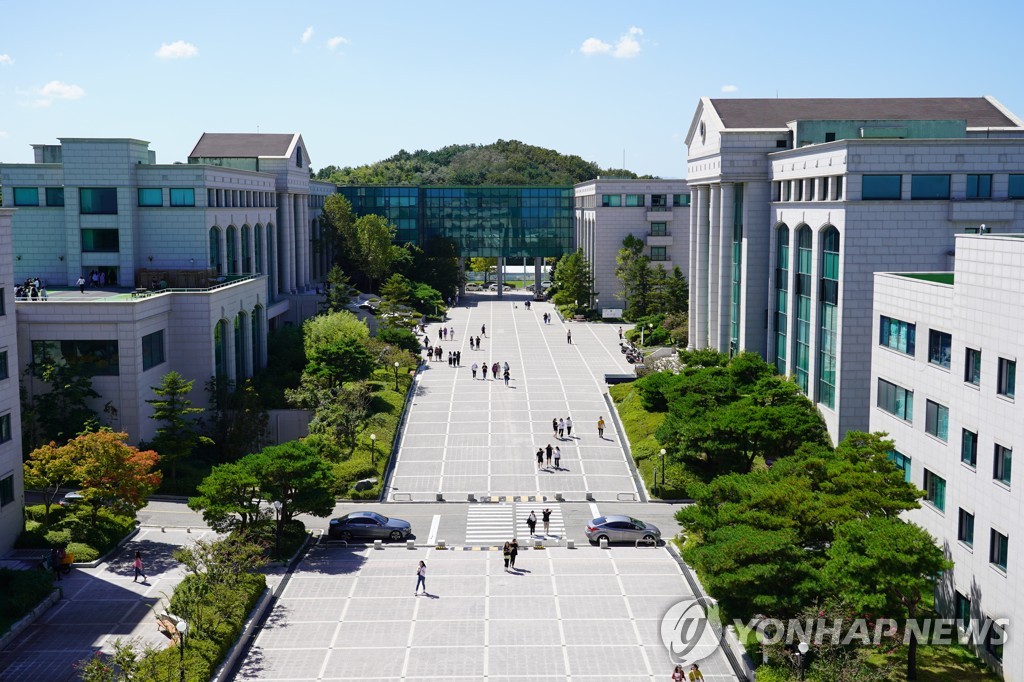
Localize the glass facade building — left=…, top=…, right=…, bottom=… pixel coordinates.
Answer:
left=339, top=186, right=574, bottom=258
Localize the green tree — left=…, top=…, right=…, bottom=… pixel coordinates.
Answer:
left=824, top=517, right=952, bottom=680
left=320, top=265, right=357, bottom=314
left=222, top=379, right=270, bottom=459
left=306, top=382, right=374, bottom=454
left=354, top=214, right=396, bottom=293
left=72, top=430, right=162, bottom=526
left=147, top=371, right=212, bottom=479
left=23, top=346, right=100, bottom=449
left=615, top=234, right=654, bottom=320
left=302, top=310, right=370, bottom=358
left=303, top=336, right=377, bottom=389
left=662, top=266, right=689, bottom=314
left=187, top=461, right=264, bottom=533
left=376, top=325, right=422, bottom=354
left=23, top=441, right=83, bottom=526
left=245, top=441, right=336, bottom=547
left=380, top=273, right=414, bottom=308
left=319, top=194, right=357, bottom=274
left=551, top=248, right=595, bottom=314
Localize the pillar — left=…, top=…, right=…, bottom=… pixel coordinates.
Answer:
left=496, top=256, right=504, bottom=298
left=688, top=191, right=698, bottom=349
left=217, top=228, right=228, bottom=276
left=280, top=193, right=295, bottom=293
left=534, top=256, right=542, bottom=292
left=299, top=196, right=310, bottom=290
left=247, top=226, right=256, bottom=276
left=706, top=184, right=721, bottom=350
left=717, top=183, right=736, bottom=350
left=694, top=185, right=710, bottom=348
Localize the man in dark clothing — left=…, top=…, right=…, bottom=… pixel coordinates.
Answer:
left=545, top=444, right=553, bottom=466
left=536, top=448, right=544, bottom=469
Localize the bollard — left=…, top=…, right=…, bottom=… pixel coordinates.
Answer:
left=566, top=539, right=575, bottom=549
left=467, top=493, right=476, bottom=502
left=436, top=493, right=444, bottom=502
left=599, top=537, right=609, bottom=549
left=407, top=539, right=416, bottom=550
left=373, top=539, right=383, bottom=550
left=554, top=492, right=564, bottom=502
left=437, top=539, right=447, bottom=549
left=585, top=491, right=595, bottom=502
left=534, top=539, right=543, bottom=549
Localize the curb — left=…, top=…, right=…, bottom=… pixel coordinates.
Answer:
left=604, top=392, right=648, bottom=503
left=0, top=588, right=61, bottom=652
left=211, top=587, right=274, bottom=682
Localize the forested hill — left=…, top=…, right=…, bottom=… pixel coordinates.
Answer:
left=314, top=140, right=652, bottom=186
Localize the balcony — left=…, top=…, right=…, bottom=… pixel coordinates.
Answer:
left=646, top=208, right=675, bottom=222
left=646, top=233, right=674, bottom=248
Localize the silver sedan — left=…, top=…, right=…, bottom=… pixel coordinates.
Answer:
left=585, top=515, right=662, bottom=544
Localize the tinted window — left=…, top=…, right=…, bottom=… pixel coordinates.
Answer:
left=170, top=188, right=195, bottom=207
left=911, top=175, right=950, bottom=200
left=138, top=188, right=163, bottom=206
left=80, top=188, right=118, bottom=214
left=13, top=187, right=39, bottom=206
left=46, top=187, right=65, bottom=206
left=862, top=175, right=901, bottom=200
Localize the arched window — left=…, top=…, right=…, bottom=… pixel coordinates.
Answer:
left=241, top=225, right=251, bottom=273
left=254, top=224, right=263, bottom=274
left=252, top=305, right=264, bottom=370
left=818, top=226, right=840, bottom=409
left=214, top=319, right=228, bottom=381
left=266, top=224, right=276, bottom=300
left=296, top=146, right=303, bottom=168
left=226, top=227, right=238, bottom=275
left=209, top=227, right=220, bottom=273
left=774, top=225, right=790, bottom=374
left=793, top=226, right=813, bottom=394
left=234, top=312, right=248, bottom=380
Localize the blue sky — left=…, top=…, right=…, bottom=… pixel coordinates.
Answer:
left=2, top=1, right=1023, bottom=179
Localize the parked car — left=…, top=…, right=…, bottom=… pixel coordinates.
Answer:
left=465, top=283, right=483, bottom=292
left=585, top=515, right=662, bottom=544
left=488, top=283, right=512, bottom=292
left=533, top=292, right=547, bottom=301
left=541, top=280, right=553, bottom=288
left=358, top=298, right=381, bottom=313
left=328, top=511, right=412, bottom=542
left=58, top=490, right=84, bottom=507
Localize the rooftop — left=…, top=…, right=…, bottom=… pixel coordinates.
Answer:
left=894, top=272, right=955, bottom=285
left=189, top=133, right=297, bottom=158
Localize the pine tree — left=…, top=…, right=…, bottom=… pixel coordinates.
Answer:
left=147, top=371, right=211, bottom=479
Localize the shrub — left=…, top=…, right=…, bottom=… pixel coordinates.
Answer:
left=376, top=325, right=421, bottom=354
left=25, top=504, right=69, bottom=524
left=0, top=568, right=53, bottom=632
left=66, top=542, right=99, bottom=563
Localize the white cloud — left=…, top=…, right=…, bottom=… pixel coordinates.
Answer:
left=580, top=37, right=611, bottom=56
left=0, top=54, right=13, bottom=66
left=613, top=26, right=643, bottom=58
left=20, top=80, right=86, bottom=107
left=302, top=26, right=314, bottom=43
left=581, top=27, right=643, bottom=59
left=327, top=36, right=348, bottom=50
left=155, top=41, right=199, bottom=60
left=721, top=84, right=738, bottom=93
left=0, top=131, right=8, bottom=138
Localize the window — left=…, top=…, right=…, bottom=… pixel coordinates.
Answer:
left=650, top=222, right=667, bottom=236
left=818, top=227, right=840, bottom=408
left=824, top=131, right=837, bottom=142
left=994, top=444, right=1012, bottom=486
left=1008, top=174, right=1024, bottom=199
left=138, top=188, right=163, bottom=207
left=651, top=194, right=667, bottom=207
left=774, top=225, right=789, bottom=374
left=673, top=193, right=690, bottom=207
left=958, top=510, right=975, bottom=547
left=45, top=187, right=65, bottom=206
left=0, top=350, right=7, bottom=381
left=0, top=473, right=12, bottom=507
left=625, top=194, right=644, bottom=207
left=296, top=146, right=303, bottom=168
left=985, top=619, right=1005, bottom=661
left=650, top=246, right=667, bottom=261
left=997, top=357, right=1015, bottom=398
left=925, top=400, right=949, bottom=441
left=966, top=174, right=992, bottom=199
left=601, top=194, right=622, bottom=207
left=911, top=175, right=951, bottom=199
left=81, top=229, right=119, bottom=252
left=169, top=188, right=195, bottom=207
left=142, top=330, right=165, bottom=371
left=928, top=330, right=952, bottom=369
left=794, top=227, right=813, bottom=393
left=32, top=340, right=119, bottom=377
left=862, top=174, right=902, bottom=200
left=924, top=469, right=946, bottom=511
left=965, top=348, right=981, bottom=385
left=877, top=379, right=914, bottom=421
left=79, top=187, right=118, bottom=214
left=990, top=529, right=1008, bottom=571
left=888, top=450, right=912, bottom=483
left=962, top=429, right=978, bottom=467
left=879, top=316, right=916, bottom=355
left=955, top=593, right=972, bottom=630
left=13, top=187, right=39, bottom=206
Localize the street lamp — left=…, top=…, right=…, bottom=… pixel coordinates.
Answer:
left=393, top=361, right=400, bottom=391
left=176, top=619, right=188, bottom=682
left=641, top=322, right=653, bottom=345
left=370, top=433, right=377, bottom=467
left=660, top=449, right=667, bottom=496
left=272, top=499, right=282, bottom=559
left=797, top=641, right=809, bottom=679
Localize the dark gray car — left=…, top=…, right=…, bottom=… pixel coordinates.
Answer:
left=585, top=515, right=661, bottom=544
left=328, top=511, right=412, bottom=542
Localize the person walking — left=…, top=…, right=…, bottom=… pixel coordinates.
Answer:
left=552, top=418, right=558, bottom=437
left=542, top=508, right=552, bottom=536
left=536, top=448, right=544, bottom=469
left=449, top=327, right=455, bottom=340
left=597, top=416, right=606, bottom=439
left=618, top=326, right=624, bottom=341
left=469, top=336, right=475, bottom=350
left=472, top=362, right=479, bottom=379
left=502, top=541, right=511, bottom=572
left=503, top=361, right=509, bottom=374
left=503, top=369, right=510, bottom=387
left=475, top=335, right=481, bottom=349
left=566, top=329, right=572, bottom=344
left=553, top=446, right=561, bottom=470
left=439, top=329, right=443, bottom=342
left=447, top=351, right=453, bottom=367
left=545, top=443, right=553, bottom=467
left=491, top=362, right=499, bottom=379
left=414, top=561, right=427, bottom=595
left=50, top=546, right=65, bottom=582
left=455, top=350, right=461, bottom=366
left=672, top=665, right=685, bottom=682
left=443, top=327, right=448, bottom=340
left=565, top=416, right=573, bottom=438
left=509, top=538, right=519, bottom=570
left=527, top=511, right=537, bottom=536
left=557, top=418, right=565, bottom=439
left=133, top=551, right=147, bottom=583
left=688, top=663, right=705, bottom=681
left=481, top=324, right=486, bottom=337
left=76, top=275, right=86, bottom=294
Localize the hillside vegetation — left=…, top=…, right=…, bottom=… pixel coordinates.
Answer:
left=315, top=139, right=651, bottom=186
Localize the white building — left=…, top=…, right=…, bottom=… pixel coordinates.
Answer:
left=685, top=96, right=1024, bottom=442
left=0, top=134, right=331, bottom=444
left=0, top=210, right=23, bottom=554
left=871, top=233, right=1024, bottom=679
left=574, top=179, right=690, bottom=314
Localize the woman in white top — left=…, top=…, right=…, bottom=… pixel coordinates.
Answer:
left=415, top=561, right=426, bottom=595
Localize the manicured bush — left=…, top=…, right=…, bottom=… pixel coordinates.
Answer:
left=0, top=568, right=54, bottom=634
left=15, top=507, right=134, bottom=563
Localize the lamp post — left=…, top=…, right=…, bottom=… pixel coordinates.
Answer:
left=797, top=641, right=809, bottom=680
left=660, top=449, right=666, bottom=496
left=370, top=433, right=377, bottom=467
left=272, top=500, right=282, bottom=559
left=176, top=619, right=188, bottom=682
left=393, top=361, right=400, bottom=391
left=595, top=298, right=599, bottom=315
left=641, top=322, right=653, bottom=345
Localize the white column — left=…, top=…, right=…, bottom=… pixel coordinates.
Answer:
left=706, top=184, right=721, bottom=350
left=717, top=183, right=735, bottom=350
left=534, top=256, right=542, bottom=291
left=688, top=190, right=698, bottom=349
left=281, top=193, right=295, bottom=293
left=694, top=185, right=710, bottom=348
left=298, top=196, right=309, bottom=290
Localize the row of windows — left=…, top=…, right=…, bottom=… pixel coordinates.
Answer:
left=776, top=176, right=844, bottom=202
left=595, top=193, right=690, bottom=208
left=138, top=188, right=196, bottom=207
left=863, top=173, right=1024, bottom=200
left=207, top=188, right=276, bottom=209
left=953, top=592, right=1005, bottom=660
left=960, top=429, right=1013, bottom=485
left=31, top=333, right=167, bottom=376
left=957, top=507, right=1010, bottom=577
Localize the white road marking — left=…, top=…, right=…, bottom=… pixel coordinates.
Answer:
left=589, top=502, right=601, bottom=519
left=426, top=514, right=441, bottom=545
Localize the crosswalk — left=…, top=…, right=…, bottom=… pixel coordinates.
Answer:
left=465, top=503, right=565, bottom=544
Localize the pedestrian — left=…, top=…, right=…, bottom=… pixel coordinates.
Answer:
left=527, top=510, right=537, bottom=535
left=503, top=369, right=510, bottom=387
left=40, top=285, right=48, bottom=301
left=439, top=329, right=443, bottom=341
left=502, top=541, right=511, bottom=572
left=509, top=538, right=519, bottom=570
left=481, top=324, right=486, bottom=337
left=455, top=351, right=461, bottom=366
left=545, top=443, right=553, bottom=466
left=503, top=361, right=509, bottom=374
left=542, top=508, right=552, bottom=535
left=50, top=546, right=64, bottom=582
left=437, top=346, right=443, bottom=361
left=552, top=418, right=558, bottom=437
left=76, top=275, right=86, bottom=294
left=133, top=551, right=147, bottom=583
left=475, top=335, right=481, bottom=349
left=554, top=446, right=561, bottom=469
left=597, top=416, right=606, bottom=438
left=618, top=326, right=624, bottom=340
left=491, top=362, right=499, bottom=379
left=482, top=364, right=488, bottom=379
left=414, top=560, right=427, bottom=595
left=449, top=327, right=455, bottom=340
left=443, top=327, right=448, bottom=340
left=688, top=663, right=705, bottom=681
left=672, top=665, right=685, bottom=682
left=472, top=362, right=479, bottom=379
left=536, top=448, right=544, bottom=469
left=567, top=329, right=572, bottom=344
left=448, top=351, right=453, bottom=367
left=566, top=416, right=573, bottom=438
left=558, top=418, right=565, bottom=439
left=423, top=334, right=430, bottom=347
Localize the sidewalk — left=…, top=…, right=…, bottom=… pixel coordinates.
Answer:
left=0, top=528, right=216, bottom=681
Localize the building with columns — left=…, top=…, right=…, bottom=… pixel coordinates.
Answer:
left=0, top=133, right=329, bottom=444
left=685, top=96, right=1024, bottom=442
left=573, top=179, right=690, bottom=314
left=0, top=210, right=23, bottom=554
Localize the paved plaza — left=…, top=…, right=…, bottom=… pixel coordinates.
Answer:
left=235, top=544, right=735, bottom=681
left=390, top=293, right=640, bottom=502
